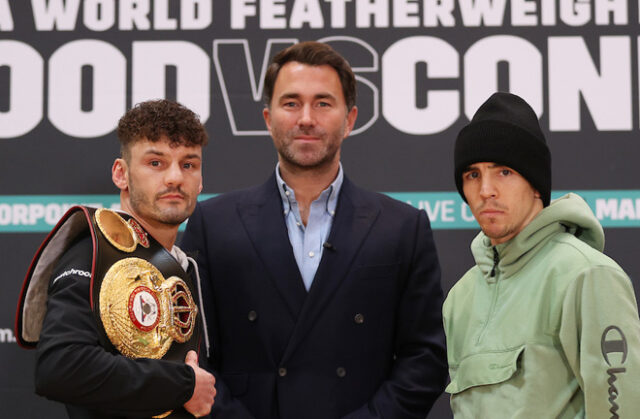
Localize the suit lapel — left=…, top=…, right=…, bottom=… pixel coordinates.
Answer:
left=237, top=174, right=307, bottom=320
left=281, top=178, right=380, bottom=362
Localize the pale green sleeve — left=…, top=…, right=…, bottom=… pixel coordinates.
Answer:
left=559, top=265, right=640, bottom=417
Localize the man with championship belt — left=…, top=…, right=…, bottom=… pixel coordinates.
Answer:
left=15, top=100, right=216, bottom=418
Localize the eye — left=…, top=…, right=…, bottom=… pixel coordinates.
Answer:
left=283, top=101, right=297, bottom=108
left=150, top=160, right=161, bottom=167
left=500, top=169, right=512, bottom=176
left=465, top=171, right=479, bottom=180
left=317, top=101, right=330, bottom=107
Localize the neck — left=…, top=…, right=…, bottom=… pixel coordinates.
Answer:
left=278, top=160, right=339, bottom=208
left=120, top=195, right=178, bottom=251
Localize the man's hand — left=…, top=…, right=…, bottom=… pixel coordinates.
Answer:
left=183, top=350, right=216, bottom=417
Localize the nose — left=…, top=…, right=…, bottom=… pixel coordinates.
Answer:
left=479, top=176, right=497, bottom=199
left=297, top=104, right=315, bottom=128
left=164, top=162, right=184, bottom=186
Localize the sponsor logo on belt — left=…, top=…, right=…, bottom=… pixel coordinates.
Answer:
left=601, top=325, right=628, bottom=418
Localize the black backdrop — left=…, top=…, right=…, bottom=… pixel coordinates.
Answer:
left=2, top=1, right=640, bottom=417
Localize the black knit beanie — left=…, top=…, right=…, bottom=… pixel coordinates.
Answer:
left=454, top=92, right=551, bottom=207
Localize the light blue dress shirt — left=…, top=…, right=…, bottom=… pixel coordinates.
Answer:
left=275, top=163, right=343, bottom=291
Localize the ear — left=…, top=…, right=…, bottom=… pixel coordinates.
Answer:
left=263, top=107, right=272, bottom=132
left=343, top=106, right=358, bottom=138
left=112, top=158, right=129, bottom=191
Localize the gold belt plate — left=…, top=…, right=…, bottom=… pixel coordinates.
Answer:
left=99, top=257, right=198, bottom=359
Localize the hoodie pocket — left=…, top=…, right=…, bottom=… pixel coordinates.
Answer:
left=445, top=345, right=525, bottom=394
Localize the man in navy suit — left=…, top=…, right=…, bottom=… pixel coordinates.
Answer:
left=181, top=41, right=447, bottom=419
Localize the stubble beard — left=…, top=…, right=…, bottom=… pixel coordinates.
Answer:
left=273, top=126, right=342, bottom=171
left=128, top=177, right=192, bottom=226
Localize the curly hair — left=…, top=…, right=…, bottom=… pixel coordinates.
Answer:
left=263, top=41, right=356, bottom=110
left=117, top=99, right=208, bottom=160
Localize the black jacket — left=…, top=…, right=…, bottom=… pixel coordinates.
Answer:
left=181, top=175, right=448, bottom=419
left=35, top=234, right=199, bottom=418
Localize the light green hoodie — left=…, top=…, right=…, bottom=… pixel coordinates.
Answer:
left=443, top=193, right=640, bottom=418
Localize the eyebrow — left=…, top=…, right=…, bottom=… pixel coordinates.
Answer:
left=463, top=163, right=508, bottom=172
left=143, top=149, right=165, bottom=157
left=143, top=149, right=201, bottom=160
left=278, top=92, right=336, bottom=101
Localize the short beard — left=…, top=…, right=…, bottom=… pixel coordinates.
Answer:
left=129, top=183, right=190, bottom=226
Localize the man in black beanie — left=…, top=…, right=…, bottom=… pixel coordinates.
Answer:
left=442, top=92, right=640, bottom=418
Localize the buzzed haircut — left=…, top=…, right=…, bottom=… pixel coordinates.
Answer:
left=263, top=41, right=357, bottom=110
left=117, top=99, right=208, bottom=160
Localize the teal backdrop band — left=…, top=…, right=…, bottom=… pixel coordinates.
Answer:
left=2, top=190, right=640, bottom=233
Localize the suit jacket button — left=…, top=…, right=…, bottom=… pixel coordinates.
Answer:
left=336, top=367, right=346, bottom=378
left=278, top=367, right=287, bottom=377
left=248, top=310, right=258, bottom=322
left=354, top=313, right=364, bottom=324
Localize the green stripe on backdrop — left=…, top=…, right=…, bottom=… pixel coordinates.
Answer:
left=1, top=191, right=640, bottom=232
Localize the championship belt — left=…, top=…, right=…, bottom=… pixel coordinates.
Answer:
left=16, top=206, right=203, bottom=418
left=92, top=208, right=200, bottom=361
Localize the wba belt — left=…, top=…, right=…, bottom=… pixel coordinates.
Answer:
left=16, top=206, right=202, bottom=363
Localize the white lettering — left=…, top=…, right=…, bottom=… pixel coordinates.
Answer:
left=84, top=0, right=115, bottom=31
left=595, top=0, right=627, bottom=25
left=541, top=0, right=556, bottom=24
left=511, top=0, right=537, bottom=25
left=618, top=199, right=636, bottom=220
left=119, top=0, right=151, bottom=30
left=418, top=200, right=441, bottom=220
left=181, top=0, right=212, bottom=29
left=231, top=0, right=256, bottom=29
left=154, top=0, right=177, bottom=29
left=424, top=0, right=454, bottom=27
left=49, top=40, right=126, bottom=137
left=28, top=204, right=45, bottom=224
left=382, top=36, right=459, bottom=134
left=13, top=204, right=28, bottom=225
left=441, top=200, right=455, bottom=222
left=0, top=41, right=44, bottom=138
left=464, top=35, right=543, bottom=119
left=326, top=0, right=350, bottom=28
left=290, top=0, right=323, bottom=28
left=560, top=0, right=590, bottom=26
left=549, top=36, right=632, bottom=131
left=461, top=203, right=475, bottom=222
left=132, top=41, right=210, bottom=122
left=261, top=0, right=286, bottom=28
left=45, top=204, right=62, bottom=225
left=355, top=0, right=389, bottom=28
left=31, top=0, right=81, bottom=30
left=596, top=198, right=618, bottom=220
left=0, top=204, right=10, bottom=225
left=459, top=0, right=507, bottom=27
left=394, top=0, right=419, bottom=27
left=213, top=38, right=297, bottom=135
left=0, top=0, right=14, bottom=31
left=0, top=328, right=16, bottom=343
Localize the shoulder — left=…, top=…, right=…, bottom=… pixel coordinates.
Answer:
left=547, top=233, right=627, bottom=277
left=343, top=180, right=422, bottom=218
left=196, top=177, right=276, bottom=212
left=49, top=233, right=93, bottom=289
left=444, top=267, right=480, bottom=307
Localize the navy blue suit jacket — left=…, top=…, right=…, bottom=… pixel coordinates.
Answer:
left=181, top=174, right=447, bottom=419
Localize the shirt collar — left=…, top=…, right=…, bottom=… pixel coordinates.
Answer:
left=275, top=162, right=343, bottom=217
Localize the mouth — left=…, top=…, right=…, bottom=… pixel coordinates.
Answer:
left=158, top=193, right=185, bottom=201
left=479, top=208, right=504, bottom=216
left=294, top=135, right=321, bottom=141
